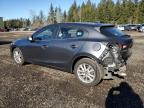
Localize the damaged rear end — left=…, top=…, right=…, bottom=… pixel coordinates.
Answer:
left=95, top=25, right=133, bottom=79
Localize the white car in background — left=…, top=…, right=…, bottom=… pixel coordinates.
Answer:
left=140, top=24, right=144, bottom=32
left=117, top=25, right=125, bottom=31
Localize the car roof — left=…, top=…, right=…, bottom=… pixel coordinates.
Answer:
left=55, top=22, right=114, bottom=28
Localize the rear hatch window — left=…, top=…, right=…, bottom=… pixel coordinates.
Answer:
left=100, top=27, right=126, bottom=37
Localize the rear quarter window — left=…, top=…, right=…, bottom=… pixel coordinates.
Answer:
left=100, top=27, right=126, bottom=37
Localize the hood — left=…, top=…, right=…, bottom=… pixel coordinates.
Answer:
left=12, top=37, right=28, bottom=45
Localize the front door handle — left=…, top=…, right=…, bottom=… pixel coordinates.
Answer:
left=71, top=44, right=78, bottom=49
left=41, top=45, right=48, bottom=49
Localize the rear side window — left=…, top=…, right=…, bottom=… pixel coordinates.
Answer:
left=57, top=26, right=85, bottom=39
left=100, top=27, right=126, bottom=37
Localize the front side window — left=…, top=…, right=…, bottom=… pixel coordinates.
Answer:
left=57, top=26, right=85, bottom=39
left=33, top=26, right=56, bottom=40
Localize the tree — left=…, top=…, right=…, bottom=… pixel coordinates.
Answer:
left=113, top=0, right=122, bottom=23
left=68, top=0, right=79, bottom=22
left=48, top=3, right=56, bottom=24
left=106, top=0, right=115, bottom=22
left=28, top=0, right=143, bottom=26
left=80, top=2, right=85, bottom=22
left=39, top=10, right=45, bottom=25
left=138, top=0, right=144, bottom=23
left=0, top=17, right=4, bottom=28
left=30, top=10, right=38, bottom=28
left=25, top=19, right=31, bottom=27
left=127, top=0, right=135, bottom=23
left=84, top=0, right=97, bottom=22
left=119, top=0, right=129, bottom=24
left=97, top=0, right=115, bottom=23
left=63, top=10, right=67, bottom=22
left=56, top=7, right=63, bottom=23
left=133, top=0, right=139, bottom=23
left=97, top=0, right=107, bottom=22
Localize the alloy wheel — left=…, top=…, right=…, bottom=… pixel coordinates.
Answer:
left=77, top=63, right=96, bottom=84
left=13, top=50, right=22, bottom=64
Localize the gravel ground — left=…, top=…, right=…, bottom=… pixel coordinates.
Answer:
left=0, top=31, right=144, bottom=108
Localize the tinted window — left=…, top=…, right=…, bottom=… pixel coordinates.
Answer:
left=100, top=27, right=126, bottom=37
left=57, top=26, right=85, bottom=39
left=33, top=26, right=56, bottom=40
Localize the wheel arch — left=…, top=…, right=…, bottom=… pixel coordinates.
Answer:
left=71, top=53, right=101, bottom=73
left=10, top=45, right=17, bottom=57
left=10, top=45, right=24, bottom=58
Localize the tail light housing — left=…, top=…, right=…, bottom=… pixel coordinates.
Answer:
left=118, top=44, right=128, bottom=49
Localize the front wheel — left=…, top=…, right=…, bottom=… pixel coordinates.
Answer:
left=74, top=58, right=103, bottom=86
left=13, top=48, right=25, bottom=65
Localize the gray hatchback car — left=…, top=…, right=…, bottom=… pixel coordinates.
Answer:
left=10, top=22, right=133, bottom=86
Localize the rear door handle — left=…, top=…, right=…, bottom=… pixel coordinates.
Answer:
left=71, top=44, right=78, bottom=49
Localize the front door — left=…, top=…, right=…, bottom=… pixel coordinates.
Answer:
left=24, top=25, right=58, bottom=64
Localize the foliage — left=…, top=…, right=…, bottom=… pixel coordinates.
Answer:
left=0, top=17, right=4, bottom=28
left=3, top=0, right=144, bottom=29
left=4, top=18, right=31, bottom=29
left=67, top=0, right=144, bottom=24
left=68, top=0, right=79, bottom=22
left=30, top=10, right=46, bottom=29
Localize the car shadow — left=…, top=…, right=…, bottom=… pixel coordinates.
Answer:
left=0, top=41, right=11, bottom=45
left=105, top=82, right=143, bottom=108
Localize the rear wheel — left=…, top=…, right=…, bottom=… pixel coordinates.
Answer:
left=13, top=48, right=25, bottom=65
left=74, top=58, right=103, bottom=86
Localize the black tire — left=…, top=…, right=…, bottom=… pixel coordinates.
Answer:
left=74, top=58, right=104, bottom=86
left=13, top=48, right=25, bottom=65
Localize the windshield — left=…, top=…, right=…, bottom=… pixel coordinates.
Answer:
left=100, top=27, right=126, bottom=37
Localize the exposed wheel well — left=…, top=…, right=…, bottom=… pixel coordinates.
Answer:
left=72, top=56, right=96, bottom=73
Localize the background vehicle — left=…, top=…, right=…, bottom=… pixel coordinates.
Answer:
left=0, top=28, right=5, bottom=32
left=10, top=23, right=133, bottom=86
left=125, top=24, right=137, bottom=31
left=139, top=24, right=144, bottom=32
left=117, top=25, right=125, bottom=31
left=136, top=24, right=142, bottom=31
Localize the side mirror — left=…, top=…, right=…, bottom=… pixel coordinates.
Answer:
left=28, top=36, right=33, bottom=41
